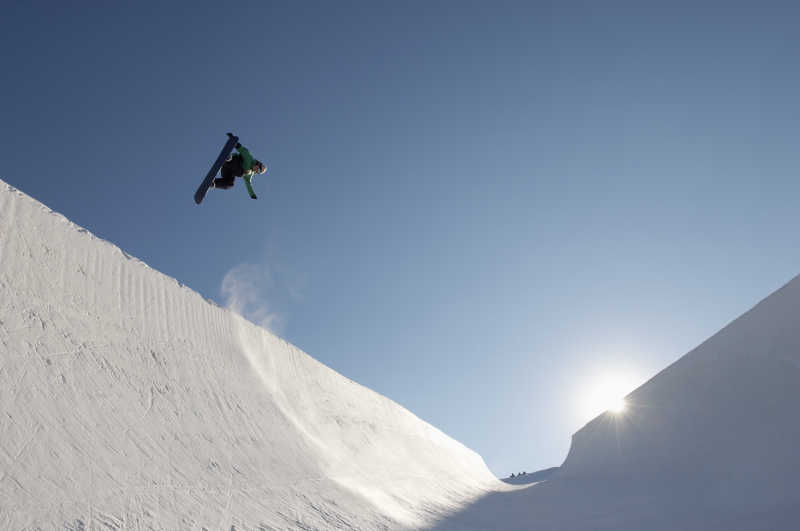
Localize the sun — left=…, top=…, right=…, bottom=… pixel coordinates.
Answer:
left=592, top=378, right=629, bottom=415
left=608, top=397, right=627, bottom=414
left=580, top=371, right=638, bottom=420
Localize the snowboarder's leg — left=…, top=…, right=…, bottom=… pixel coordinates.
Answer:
left=212, top=176, right=235, bottom=189
left=213, top=161, right=238, bottom=189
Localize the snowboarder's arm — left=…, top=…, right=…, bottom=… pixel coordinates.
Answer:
left=243, top=175, right=258, bottom=199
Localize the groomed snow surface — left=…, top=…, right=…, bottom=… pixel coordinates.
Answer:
left=2, top=179, right=799, bottom=530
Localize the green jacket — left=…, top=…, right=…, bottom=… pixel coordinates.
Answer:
left=236, top=145, right=258, bottom=199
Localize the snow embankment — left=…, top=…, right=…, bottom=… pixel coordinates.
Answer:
left=0, top=180, right=498, bottom=530
left=556, top=273, right=800, bottom=525
left=432, top=276, right=800, bottom=530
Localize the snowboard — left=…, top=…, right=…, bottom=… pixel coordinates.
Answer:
left=194, top=134, right=239, bottom=204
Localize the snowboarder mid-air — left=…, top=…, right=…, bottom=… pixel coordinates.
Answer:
left=211, top=133, right=267, bottom=199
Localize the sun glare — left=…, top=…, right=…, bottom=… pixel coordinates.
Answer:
left=608, top=397, right=627, bottom=414
left=580, top=371, right=639, bottom=421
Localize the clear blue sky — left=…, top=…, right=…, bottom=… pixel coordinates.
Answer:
left=3, top=1, right=800, bottom=476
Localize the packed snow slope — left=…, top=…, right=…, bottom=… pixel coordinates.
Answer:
left=0, top=180, right=499, bottom=529
left=435, top=279, right=800, bottom=529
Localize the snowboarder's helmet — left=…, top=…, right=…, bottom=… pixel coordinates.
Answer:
left=254, top=160, right=267, bottom=174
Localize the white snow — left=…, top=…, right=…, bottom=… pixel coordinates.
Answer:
left=2, top=178, right=799, bottom=530
left=0, top=180, right=500, bottom=529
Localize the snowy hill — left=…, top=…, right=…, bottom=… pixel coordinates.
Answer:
left=554, top=273, right=800, bottom=527
left=0, top=180, right=500, bottom=529
left=434, top=278, right=800, bottom=529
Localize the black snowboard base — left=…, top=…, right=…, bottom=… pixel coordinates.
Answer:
left=194, top=134, right=239, bottom=204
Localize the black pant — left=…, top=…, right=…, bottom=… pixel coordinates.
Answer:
left=214, top=156, right=244, bottom=189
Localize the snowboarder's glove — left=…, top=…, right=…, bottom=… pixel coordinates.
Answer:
left=250, top=194, right=258, bottom=200
left=236, top=142, right=242, bottom=149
